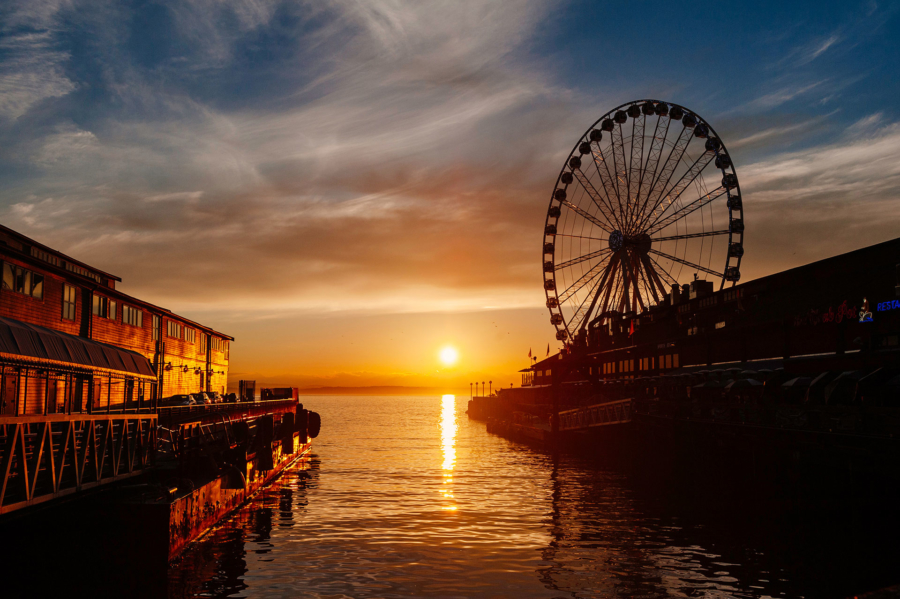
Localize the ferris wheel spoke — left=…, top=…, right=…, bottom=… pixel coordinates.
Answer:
left=648, top=249, right=723, bottom=279
left=555, top=233, right=606, bottom=242
left=633, top=115, right=671, bottom=230
left=558, top=254, right=612, bottom=303
left=569, top=258, right=614, bottom=333
left=600, top=262, right=623, bottom=318
left=560, top=199, right=615, bottom=234
left=641, top=253, right=671, bottom=301
left=568, top=171, right=623, bottom=230
left=631, top=114, right=658, bottom=225
left=639, top=150, right=715, bottom=231
left=635, top=256, right=659, bottom=309
left=646, top=187, right=727, bottom=235
left=630, top=256, right=647, bottom=312
left=612, top=123, right=629, bottom=224
left=589, top=144, right=626, bottom=227
left=639, top=125, right=691, bottom=227
left=650, top=229, right=730, bottom=243
left=577, top=255, right=617, bottom=332
left=555, top=247, right=611, bottom=271
left=646, top=254, right=679, bottom=287
left=626, top=115, right=647, bottom=231
left=636, top=256, right=662, bottom=304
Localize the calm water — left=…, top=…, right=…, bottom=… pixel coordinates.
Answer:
left=166, top=395, right=899, bottom=598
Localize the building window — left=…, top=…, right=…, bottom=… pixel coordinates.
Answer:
left=167, top=321, right=183, bottom=339
left=199, top=335, right=207, bottom=354
left=2, top=263, right=44, bottom=300
left=92, top=295, right=116, bottom=319
left=184, top=328, right=195, bottom=343
left=224, top=340, right=229, bottom=360
left=123, top=305, right=143, bottom=328
left=152, top=315, right=160, bottom=340
left=62, top=284, right=76, bottom=320
left=724, top=288, right=744, bottom=302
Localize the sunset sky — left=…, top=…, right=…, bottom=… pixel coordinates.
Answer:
left=1, top=0, right=899, bottom=390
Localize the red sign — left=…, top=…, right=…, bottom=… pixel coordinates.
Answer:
left=794, top=300, right=858, bottom=327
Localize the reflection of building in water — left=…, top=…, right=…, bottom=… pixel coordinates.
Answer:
left=440, top=395, right=457, bottom=511
left=536, top=460, right=754, bottom=598
left=166, top=459, right=317, bottom=595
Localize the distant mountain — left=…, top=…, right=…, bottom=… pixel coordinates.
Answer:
left=296, top=385, right=465, bottom=396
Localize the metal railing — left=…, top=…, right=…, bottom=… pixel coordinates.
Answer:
left=559, top=399, right=633, bottom=431
left=156, top=399, right=297, bottom=427
left=0, top=412, right=156, bottom=515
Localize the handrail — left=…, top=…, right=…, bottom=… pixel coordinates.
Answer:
left=0, top=412, right=157, bottom=424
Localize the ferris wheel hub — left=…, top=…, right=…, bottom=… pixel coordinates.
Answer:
left=608, top=230, right=623, bottom=252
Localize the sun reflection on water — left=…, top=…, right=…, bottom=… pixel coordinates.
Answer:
left=440, top=394, right=457, bottom=511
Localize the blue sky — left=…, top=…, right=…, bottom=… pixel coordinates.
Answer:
left=0, top=0, right=898, bottom=386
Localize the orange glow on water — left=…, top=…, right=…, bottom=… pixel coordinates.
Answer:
left=440, top=394, right=457, bottom=510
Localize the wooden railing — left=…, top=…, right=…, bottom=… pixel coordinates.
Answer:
left=0, top=413, right=156, bottom=515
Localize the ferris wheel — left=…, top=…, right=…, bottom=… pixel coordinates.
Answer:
left=543, top=100, right=744, bottom=342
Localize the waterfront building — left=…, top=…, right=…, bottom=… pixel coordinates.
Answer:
left=0, top=223, right=232, bottom=405
left=0, top=223, right=232, bottom=514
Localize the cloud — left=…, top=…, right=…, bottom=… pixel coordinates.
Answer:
left=795, top=34, right=841, bottom=66
left=738, top=116, right=900, bottom=278
left=0, top=2, right=77, bottom=119
left=728, top=114, right=832, bottom=149
left=743, top=80, right=827, bottom=111
left=0, top=0, right=581, bottom=315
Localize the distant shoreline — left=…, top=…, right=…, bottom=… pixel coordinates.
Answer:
left=296, top=386, right=467, bottom=396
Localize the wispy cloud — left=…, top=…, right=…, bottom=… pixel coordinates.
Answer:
left=728, top=114, right=833, bottom=149
left=0, top=1, right=76, bottom=119
left=795, top=33, right=841, bottom=66
left=744, top=80, right=827, bottom=111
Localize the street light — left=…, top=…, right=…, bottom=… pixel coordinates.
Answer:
left=489, top=380, right=492, bottom=395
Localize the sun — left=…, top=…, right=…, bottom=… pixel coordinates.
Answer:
left=439, top=346, right=458, bottom=366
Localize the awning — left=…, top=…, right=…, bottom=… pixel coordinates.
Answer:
left=0, top=316, right=156, bottom=379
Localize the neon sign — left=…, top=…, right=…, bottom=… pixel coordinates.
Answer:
left=859, top=298, right=872, bottom=323
left=877, top=299, right=900, bottom=312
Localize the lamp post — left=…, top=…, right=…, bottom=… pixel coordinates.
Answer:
left=489, top=380, right=492, bottom=395
left=470, top=382, right=473, bottom=399
left=481, top=381, right=485, bottom=396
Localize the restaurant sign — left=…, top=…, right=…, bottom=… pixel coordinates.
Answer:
left=877, top=299, right=900, bottom=312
